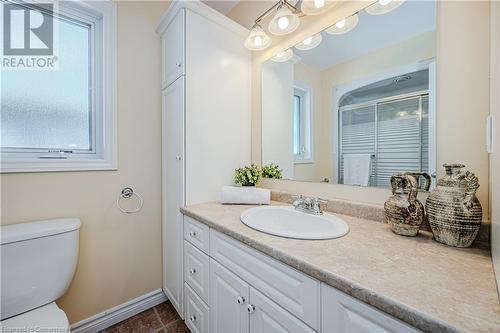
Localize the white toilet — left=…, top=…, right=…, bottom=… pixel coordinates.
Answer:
left=0, top=218, right=81, bottom=331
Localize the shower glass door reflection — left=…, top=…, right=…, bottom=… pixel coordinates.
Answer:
left=339, top=93, right=429, bottom=188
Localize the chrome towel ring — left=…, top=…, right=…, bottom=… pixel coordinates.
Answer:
left=116, top=187, right=143, bottom=214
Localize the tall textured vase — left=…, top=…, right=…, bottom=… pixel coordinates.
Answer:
left=426, top=164, right=482, bottom=247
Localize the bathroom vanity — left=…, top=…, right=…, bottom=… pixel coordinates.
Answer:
left=180, top=202, right=499, bottom=333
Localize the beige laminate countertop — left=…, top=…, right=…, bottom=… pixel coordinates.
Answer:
left=180, top=201, right=500, bottom=333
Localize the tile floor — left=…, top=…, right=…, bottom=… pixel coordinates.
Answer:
left=100, top=301, right=188, bottom=333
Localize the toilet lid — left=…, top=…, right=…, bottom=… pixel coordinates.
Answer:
left=0, top=302, right=69, bottom=330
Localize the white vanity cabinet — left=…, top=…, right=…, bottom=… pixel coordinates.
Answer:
left=158, top=0, right=250, bottom=319
left=181, top=214, right=424, bottom=333
left=210, top=258, right=316, bottom=333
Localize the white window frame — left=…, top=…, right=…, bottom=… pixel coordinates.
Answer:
left=293, top=82, right=313, bottom=164
left=0, top=0, right=117, bottom=173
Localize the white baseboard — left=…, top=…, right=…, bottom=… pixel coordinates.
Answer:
left=70, top=289, right=168, bottom=333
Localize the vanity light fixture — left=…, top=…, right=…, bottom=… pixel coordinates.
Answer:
left=244, top=24, right=272, bottom=51
left=365, top=0, right=405, bottom=15
left=295, top=33, right=323, bottom=51
left=300, top=0, right=333, bottom=16
left=272, top=48, right=294, bottom=62
left=325, top=13, right=359, bottom=35
left=268, top=2, right=300, bottom=36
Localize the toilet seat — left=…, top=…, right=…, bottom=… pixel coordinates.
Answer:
left=0, top=302, right=69, bottom=331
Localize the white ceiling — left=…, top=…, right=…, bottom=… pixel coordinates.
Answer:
left=294, top=1, right=436, bottom=70
left=202, top=0, right=240, bottom=15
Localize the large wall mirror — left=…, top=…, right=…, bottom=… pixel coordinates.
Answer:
left=261, top=0, right=436, bottom=189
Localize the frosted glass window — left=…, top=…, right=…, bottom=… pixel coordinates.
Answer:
left=1, top=10, right=92, bottom=152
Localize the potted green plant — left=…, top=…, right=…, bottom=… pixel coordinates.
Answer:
left=234, top=164, right=262, bottom=186
left=262, top=164, right=283, bottom=179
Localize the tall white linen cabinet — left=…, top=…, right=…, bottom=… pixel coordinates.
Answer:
left=157, top=1, right=251, bottom=318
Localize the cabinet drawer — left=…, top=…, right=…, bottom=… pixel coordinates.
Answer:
left=184, top=215, right=210, bottom=254
left=321, top=284, right=421, bottom=333
left=210, top=230, right=320, bottom=330
left=184, top=283, right=209, bottom=333
left=184, top=241, right=210, bottom=304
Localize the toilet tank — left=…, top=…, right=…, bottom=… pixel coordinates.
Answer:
left=0, top=218, right=81, bottom=320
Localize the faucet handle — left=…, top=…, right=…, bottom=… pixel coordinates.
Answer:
left=292, top=195, right=304, bottom=207
left=313, top=197, right=328, bottom=204
left=311, top=197, right=328, bottom=215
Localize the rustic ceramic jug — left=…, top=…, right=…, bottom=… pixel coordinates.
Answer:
left=384, top=174, right=424, bottom=236
left=425, top=164, right=482, bottom=247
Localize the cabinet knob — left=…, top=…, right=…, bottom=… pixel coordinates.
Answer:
left=189, top=231, right=196, bottom=237
left=236, top=296, right=245, bottom=305
left=175, top=155, right=182, bottom=161
left=189, top=268, right=196, bottom=275
left=176, top=62, right=182, bottom=68
left=247, top=304, right=255, bottom=314
left=189, top=315, right=196, bottom=322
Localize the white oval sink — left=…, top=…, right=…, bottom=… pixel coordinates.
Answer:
left=240, top=206, right=349, bottom=240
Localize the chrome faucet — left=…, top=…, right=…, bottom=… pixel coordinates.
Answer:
left=292, top=195, right=328, bottom=215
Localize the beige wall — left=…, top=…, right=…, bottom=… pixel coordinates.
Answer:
left=436, top=0, right=490, bottom=218
left=489, top=0, right=499, bottom=296
left=0, top=1, right=170, bottom=324
left=243, top=1, right=491, bottom=217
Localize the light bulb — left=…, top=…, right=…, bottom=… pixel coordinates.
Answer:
left=295, top=33, right=322, bottom=50
left=269, top=6, right=299, bottom=35
left=272, top=49, right=293, bottom=62
left=277, top=16, right=289, bottom=30
left=314, top=0, right=325, bottom=9
left=245, top=25, right=271, bottom=50
left=366, top=0, right=404, bottom=15
left=335, top=19, right=346, bottom=29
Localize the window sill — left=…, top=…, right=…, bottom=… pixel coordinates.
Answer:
left=0, top=158, right=117, bottom=173
left=294, top=159, right=314, bottom=165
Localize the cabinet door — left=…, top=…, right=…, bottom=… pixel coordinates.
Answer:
left=162, top=8, right=185, bottom=88
left=321, top=284, right=421, bottom=333
left=162, top=77, right=185, bottom=317
left=210, top=259, right=249, bottom=333
left=249, top=287, right=316, bottom=333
